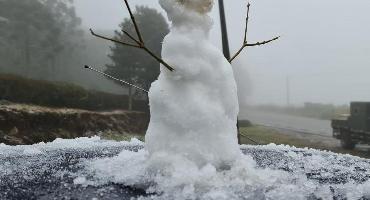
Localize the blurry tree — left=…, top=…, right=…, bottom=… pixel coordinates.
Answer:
left=106, top=6, right=169, bottom=110
left=0, top=0, right=83, bottom=79
left=0, top=0, right=126, bottom=96
left=41, top=0, right=84, bottom=79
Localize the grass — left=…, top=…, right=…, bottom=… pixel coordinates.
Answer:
left=99, top=125, right=370, bottom=159
left=100, top=131, right=145, bottom=142
left=240, top=126, right=318, bottom=148
left=240, top=125, right=370, bottom=159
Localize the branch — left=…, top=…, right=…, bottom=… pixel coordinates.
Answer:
left=84, top=65, right=149, bottom=93
left=122, top=30, right=140, bottom=45
left=240, top=130, right=260, bottom=145
left=229, top=36, right=280, bottom=62
left=90, top=29, right=139, bottom=48
left=243, top=3, right=251, bottom=43
left=229, top=2, right=280, bottom=63
left=122, top=29, right=174, bottom=71
left=89, top=0, right=175, bottom=72
left=91, top=29, right=174, bottom=72
left=245, top=36, right=280, bottom=47
left=123, top=0, right=144, bottom=44
left=141, top=46, right=174, bottom=71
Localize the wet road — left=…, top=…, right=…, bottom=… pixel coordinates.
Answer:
left=241, top=110, right=332, bottom=136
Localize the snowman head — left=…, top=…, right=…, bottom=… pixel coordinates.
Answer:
left=160, top=0, right=214, bottom=33
left=176, top=0, right=214, bottom=14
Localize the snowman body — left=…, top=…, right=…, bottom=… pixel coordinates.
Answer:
left=145, top=0, right=241, bottom=167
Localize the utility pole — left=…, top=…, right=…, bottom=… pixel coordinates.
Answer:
left=286, top=76, right=291, bottom=106
left=218, top=0, right=241, bottom=144
left=218, top=0, right=231, bottom=60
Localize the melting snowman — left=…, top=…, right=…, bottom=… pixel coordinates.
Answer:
left=145, top=0, right=242, bottom=168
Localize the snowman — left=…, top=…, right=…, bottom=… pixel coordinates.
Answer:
left=145, top=0, right=242, bottom=167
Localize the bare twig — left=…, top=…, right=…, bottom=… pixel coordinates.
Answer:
left=84, top=65, right=149, bottom=93
left=245, top=36, right=280, bottom=47
left=89, top=0, right=174, bottom=72
left=229, top=2, right=280, bottom=63
left=122, top=30, right=140, bottom=45
left=90, top=29, right=139, bottom=48
left=141, top=46, right=174, bottom=71
left=243, top=3, right=251, bottom=43
left=240, top=130, right=260, bottom=145
left=123, top=0, right=144, bottom=44
left=230, top=36, right=280, bottom=62
left=229, top=47, right=244, bottom=63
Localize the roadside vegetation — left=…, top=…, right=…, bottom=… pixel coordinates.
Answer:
left=100, top=131, right=145, bottom=142
left=0, top=74, right=148, bottom=112
left=251, top=103, right=349, bottom=120
left=240, top=125, right=370, bottom=159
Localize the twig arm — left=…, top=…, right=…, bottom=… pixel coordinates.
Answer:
left=122, top=30, right=141, bottom=45
left=229, top=36, right=280, bottom=62
left=90, top=29, right=139, bottom=48
left=245, top=36, right=280, bottom=47
left=84, top=65, right=149, bottom=93
left=122, top=30, right=174, bottom=71
left=123, top=0, right=144, bottom=44
left=243, top=3, right=251, bottom=43
left=229, top=2, right=280, bottom=63
left=142, top=46, right=174, bottom=71
left=229, top=45, right=245, bottom=63
left=90, top=28, right=174, bottom=71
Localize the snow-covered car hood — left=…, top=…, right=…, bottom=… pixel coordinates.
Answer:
left=1, top=137, right=369, bottom=200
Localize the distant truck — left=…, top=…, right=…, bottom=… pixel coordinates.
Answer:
left=331, top=102, right=370, bottom=149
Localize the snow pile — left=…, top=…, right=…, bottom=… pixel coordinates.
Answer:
left=87, top=151, right=287, bottom=199
left=82, top=141, right=370, bottom=200
left=1, top=138, right=370, bottom=199
left=0, top=136, right=141, bottom=157
left=145, top=0, right=241, bottom=168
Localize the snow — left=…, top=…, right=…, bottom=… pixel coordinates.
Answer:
left=84, top=144, right=370, bottom=200
left=1, top=137, right=370, bottom=199
left=145, top=0, right=241, bottom=168
left=1, top=0, right=369, bottom=199
left=0, top=136, right=140, bottom=157
left=73, top=176, right=87, bottom=185
left=81, top=141, right=370, bottom=200
left=61, top=1, right=370, bottom=199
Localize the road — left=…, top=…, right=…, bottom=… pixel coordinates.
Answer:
left=240, top=110, right=332, bottom=136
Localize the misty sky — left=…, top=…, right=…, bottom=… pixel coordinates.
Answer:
left=74, top=0, right=370, bottom=106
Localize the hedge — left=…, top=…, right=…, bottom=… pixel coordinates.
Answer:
left=0, top=74, right=149, bottom=112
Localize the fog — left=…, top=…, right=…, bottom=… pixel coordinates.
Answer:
left=1, top=0, right=369, bottom=106
left=74, top=0, right=370, bottom=106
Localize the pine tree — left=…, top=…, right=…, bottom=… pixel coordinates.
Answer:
left=106, top=6, right=169, bottom=110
